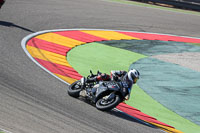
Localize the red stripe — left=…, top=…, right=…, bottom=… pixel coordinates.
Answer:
left=27, top=38, right=71, bottom=56
left=117, top=103, right=174, bottom=128
left=117, top=103, right=155, bottom=119
left=119, top=31, right=200, bottom=43
left=34, top=58, right=82, bottom=80
left=55, top=30, right=108, bottom=42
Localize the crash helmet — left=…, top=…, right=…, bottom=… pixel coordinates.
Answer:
left=127, top=69, right=140, bottom=83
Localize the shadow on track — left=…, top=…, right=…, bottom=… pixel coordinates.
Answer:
left=108, top=109, right=157, bottom=128
left=0, top=21, right=34, bottom=32
left=79, top=97, right=157, bottom=129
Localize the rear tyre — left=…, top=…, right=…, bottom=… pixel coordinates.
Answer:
left=96, top=94, right=121, bottom=111
left=68, top=80, right=82, bottom=98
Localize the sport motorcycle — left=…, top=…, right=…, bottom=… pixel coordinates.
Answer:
left=67, top=70, right=130, bottom=111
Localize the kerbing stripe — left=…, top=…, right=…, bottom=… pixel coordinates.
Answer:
left=35, top=58, right=82, bottom=80
left=55, top=74, right=77, bottom=84
left=119, top=31, right=200, bottom=43
left=81, top=30, right=140, bottom=40
left=36, top=33, right=84, bottom=48
left=27, top=38, right=71, bottom=56
left=55, top=30, right=107, bottom=42
left=26, top=46, right=72, bottom=67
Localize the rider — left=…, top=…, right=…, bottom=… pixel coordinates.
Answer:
left=87, top=69, right=140, bottom=83
left=87, top=69, right=140, bottom=100
left=110, top=69, right=140, bottom=100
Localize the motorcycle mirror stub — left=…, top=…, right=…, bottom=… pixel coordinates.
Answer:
left=90, top=70, right=93, bottom=74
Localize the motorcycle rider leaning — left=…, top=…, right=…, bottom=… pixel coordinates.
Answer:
left=87, top=69, right=140, bottom=100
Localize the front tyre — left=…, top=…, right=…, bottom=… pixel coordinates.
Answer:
left=68, top=80, right=82, bottom=98
left=96, top=95, right=121, bottom=111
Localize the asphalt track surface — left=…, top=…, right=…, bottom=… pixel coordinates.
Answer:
left=1, top=0, right=200, bottom=133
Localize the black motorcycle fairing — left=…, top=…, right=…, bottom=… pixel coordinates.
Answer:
left=93, top=81, right=121, bottom=103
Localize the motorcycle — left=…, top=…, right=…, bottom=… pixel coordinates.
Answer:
left=67, top=70, right=130, bottom=111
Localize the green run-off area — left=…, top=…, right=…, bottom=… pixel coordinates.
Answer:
left=67, top=41, right=200, bottom=133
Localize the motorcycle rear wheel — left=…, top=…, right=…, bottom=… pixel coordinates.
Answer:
left=68, top=80, right=82, bottom=98
left=96, top=94, right=121, bottom=111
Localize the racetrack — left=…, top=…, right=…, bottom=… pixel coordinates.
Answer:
left=1, top=0, right=200, bottom=133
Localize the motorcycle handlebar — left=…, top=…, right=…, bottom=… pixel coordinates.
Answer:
left=89, top=70, right=102, bottom=78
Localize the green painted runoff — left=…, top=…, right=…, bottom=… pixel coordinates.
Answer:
left=67, top=42, right=200, bottom=133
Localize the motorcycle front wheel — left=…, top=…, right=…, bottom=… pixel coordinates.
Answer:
left=96, top=94, right=121, bottom=111
left=67, top=80, right=82, bottom=98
